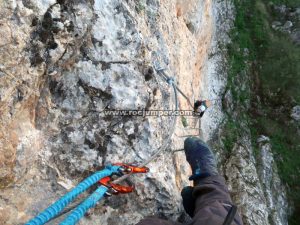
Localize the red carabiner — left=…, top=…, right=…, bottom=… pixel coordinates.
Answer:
left=99, top=176, right=134, bottom=194
left=99, top=163, right=149, bottom=195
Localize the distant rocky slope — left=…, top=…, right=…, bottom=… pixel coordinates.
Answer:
left=0, top=0, right=289, bottom=225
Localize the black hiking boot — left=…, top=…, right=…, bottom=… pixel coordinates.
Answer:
left=184, top=137, right=218, bottom=184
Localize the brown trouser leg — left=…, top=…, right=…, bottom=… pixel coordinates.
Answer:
left=191, top=175, right=243, bottom=225
left=136, top=175, right=243, bottom=225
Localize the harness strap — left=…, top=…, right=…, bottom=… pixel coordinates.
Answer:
left=223, top=204, right=238, bottom=225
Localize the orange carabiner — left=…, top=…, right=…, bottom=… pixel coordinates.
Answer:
left=99, top=163, right=149, bottom=195
left=114, top=163, right=149, bottom=174
left=99, top=176, right=134, bottom=194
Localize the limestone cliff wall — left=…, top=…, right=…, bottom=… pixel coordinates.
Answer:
left=0, top=0, right=288, bottom=225
left=0, top=0, right=213, bottom=224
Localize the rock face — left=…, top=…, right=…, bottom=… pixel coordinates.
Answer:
left=271, top=4, right=300, bottom=45
left=220, top=132, right=289, bottom=225
left=291, top=105, right=300, bottom=121
left=224, top=137, right=271, bottom=225
left=0, top=1, right=289, bottom=225
left=223, top=133, right=289, bottom=225
left=0, top=0, right=213, bottom=224
left=257, top=136, right=289, bottom=225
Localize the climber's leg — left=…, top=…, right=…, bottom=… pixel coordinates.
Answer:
left=183, top=137, right=243, bottom=225
left=191, top=175, right=243, bottom=225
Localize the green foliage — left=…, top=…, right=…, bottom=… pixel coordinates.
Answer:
left=181, top=116, right=188, bottom=128
left=228, top=0, right=300, bottom=224
left=270, top=0, right=300, bottom=7
left=222, top=119, right=240, bottom=155
left=260, top=35, right=300, bottom=102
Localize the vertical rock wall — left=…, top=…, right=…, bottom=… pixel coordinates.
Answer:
left=0, top=0, right=215, bottom=224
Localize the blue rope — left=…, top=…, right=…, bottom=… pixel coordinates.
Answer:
left=26, top=165, right=120, bottom=225
left=59, top=186, right=108, bottom=225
